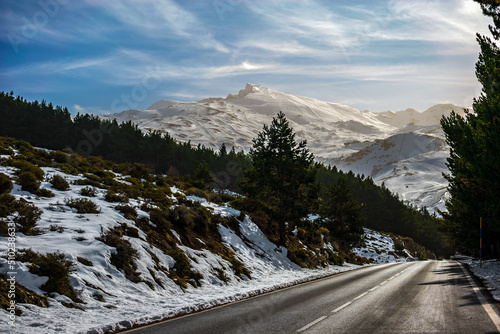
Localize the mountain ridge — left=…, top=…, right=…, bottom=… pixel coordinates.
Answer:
left=103, top=83, right=466, bottom=213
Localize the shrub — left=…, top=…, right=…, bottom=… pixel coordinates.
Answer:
left=0, top=138, right=14, bottom=155
left=0, top=194, right=17, bottom=218
left=105, top=189, right=129, bottom=203
left=59, top=163, right=79, bottom=176
left=17, top=250, right=79, bottom=302
left=0, top=173, right=13, bottom=194
left=18, top=171, right=40, bottom=193
left=50, top=175, right=70, bottom=191
left=14, top=201, right=42, bottom=235
left=166, top=248, right=203, bottom=289
left=150, top=209, right=172, bottom=231
left=141, top=188, right=171, bottom=208
left=36, top=188, right=55, bottom=198
left=155, top=176, right=171, bottom=188
left=192, top=206, right=211, bottom=234
left=49, top=150, right=68, bottom=163
left=119, top=223, right=140, bottom=238
left=13, top=140, right=34, bottom=155
left=170, top=205, right=193, bottom=230
left=73, top=178, right=102, bottom=189
left=80, top=186, right=97, bottom=197
left=65, top=198, right=100, bottom=214
left=220, top=193, right=236, bottom=203
left=115, top=204, right=137, bottom=220
left=0, top=273, right=48, bottom=310
left=208, top=192, right=223, bottom=204
left=92, top=169, right=116, bottom=179
left=328, top=252, right=344, bottom=266
left=129, top=163, right=151, bottom=180
left=10, top=159, right=44, bottom=180
left=98, top=228, right=140, bottom=283
left=185, top=187, right=208, bottom=200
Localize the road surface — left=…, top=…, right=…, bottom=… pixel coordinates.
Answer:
left=126, top=261, right=500, bottom=333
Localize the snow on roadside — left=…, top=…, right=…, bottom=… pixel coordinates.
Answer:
left=454, top=256, right=500, bottom=302
left=352, top=228, right=409, bottom=263
left=0, top=165, right=403, bottom=334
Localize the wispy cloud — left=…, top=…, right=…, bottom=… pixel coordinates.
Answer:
left=89, top=0, right=230, bottom=53
left=0, top=0, right=490, bottom=113
left=73, top=104, right=109, bottom=115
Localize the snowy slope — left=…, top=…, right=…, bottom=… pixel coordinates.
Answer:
left=330, top=131, right=451, bottom=212
left=0, top=149, right=410, bottom=334
left=103, top=84, right=467, bottom=213
left=103, top=83, right=394, bottom=159
left=373, top=104, right=468, bottom=128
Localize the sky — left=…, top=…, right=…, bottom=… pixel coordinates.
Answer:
left=0, top=0, right=493, bottom=115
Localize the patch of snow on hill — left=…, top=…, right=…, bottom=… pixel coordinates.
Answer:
left=352, top=228, right=412, bottom=264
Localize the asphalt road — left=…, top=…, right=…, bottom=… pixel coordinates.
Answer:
left=126, top=261, right=500, bottom=334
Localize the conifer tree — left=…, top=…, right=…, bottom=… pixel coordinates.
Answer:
left=320, top=177, right=365, bottom=245
left=441, top=0, right=500, bottom=257
left=242, top=112, right=318, bottom=246
left=194, top=161, right=214, bottom=190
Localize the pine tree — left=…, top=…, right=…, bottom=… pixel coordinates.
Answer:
left=242, top=112, right=319, bottom=246
left=194, top=161, right=214, bottom=190
left=320, top=177, right=365, bottom=245
left=441, top=0, right=500, bottom=257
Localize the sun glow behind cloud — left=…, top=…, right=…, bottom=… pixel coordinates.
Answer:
left=0, top=0, right=492, bottom=114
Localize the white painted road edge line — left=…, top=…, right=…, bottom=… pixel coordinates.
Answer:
left=296, top=316, right=328, bottom=332
left=459, top=263, right=500, bottom=331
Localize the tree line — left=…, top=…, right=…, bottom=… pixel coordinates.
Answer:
left=441, top=0, right=500, bottom=259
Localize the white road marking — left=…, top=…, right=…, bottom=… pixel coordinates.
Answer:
left=353, top=292, right=368, bottom=300
left=459, top=263, right=500, bottom=331
left=297, top=263, right=418, bottom=332
left=331, top=301, right=352, bottom=313
left=296, top=316, right=328, bottom=332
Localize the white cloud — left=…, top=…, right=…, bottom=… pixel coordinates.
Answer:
left=72, top=104, right=109, bottom=115
left=91, top=0, right=230, bottom=53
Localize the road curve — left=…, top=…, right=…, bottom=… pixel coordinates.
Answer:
left=125, top=261, right=500, bottom=334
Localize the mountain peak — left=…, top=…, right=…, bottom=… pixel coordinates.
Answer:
left=227, top=83, right=266, bottom=99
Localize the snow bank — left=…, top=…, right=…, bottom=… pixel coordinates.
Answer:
left=454, top=256, right=500, bottom=302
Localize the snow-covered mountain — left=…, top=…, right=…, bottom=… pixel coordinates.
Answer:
left=104, top=84, right=467, bottom=213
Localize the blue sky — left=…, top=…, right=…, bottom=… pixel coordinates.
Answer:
left=0, top=0, right=492, bottom=115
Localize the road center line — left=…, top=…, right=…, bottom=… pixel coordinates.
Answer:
left=332, top=301, right=352, bottom=313
left=296, top=315, right=328, bottom=332
left=327, top=264, right=414, bottom=320
left=353, top=292, right=368, bottom=300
